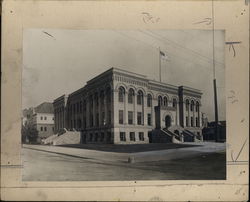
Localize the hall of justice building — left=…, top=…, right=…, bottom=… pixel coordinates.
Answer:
left=53, top=68, right=204, bottom=144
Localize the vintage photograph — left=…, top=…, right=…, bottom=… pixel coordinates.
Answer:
left=21, top=29, right=226, bottom=181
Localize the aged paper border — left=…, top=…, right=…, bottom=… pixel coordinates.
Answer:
left=1, top=0, right=249, bottom=201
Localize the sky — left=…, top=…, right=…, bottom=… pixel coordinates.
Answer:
left=23, top=29, right=225, bottom=121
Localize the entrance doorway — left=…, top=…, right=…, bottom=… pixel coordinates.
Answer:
left=165, top=115, right=171, bottom=128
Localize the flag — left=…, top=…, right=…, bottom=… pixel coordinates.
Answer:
left=160, top=50, right=169, bottom=61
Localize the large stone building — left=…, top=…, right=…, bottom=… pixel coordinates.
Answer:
left=54, top=68, right=204, bottom=144
left=23, top=102, right=55, bottom=142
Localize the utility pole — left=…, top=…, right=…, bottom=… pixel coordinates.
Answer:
left=212, top=0, right=219, bottom=142
left=159, top=47, right=162, bottom=82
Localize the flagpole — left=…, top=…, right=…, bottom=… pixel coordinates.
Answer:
left=212, top=0, right=219, bottom=142
left=159, top=47, right=161, bottom=82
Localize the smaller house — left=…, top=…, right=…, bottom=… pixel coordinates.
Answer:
left=22, top=102, right=55, bottom=143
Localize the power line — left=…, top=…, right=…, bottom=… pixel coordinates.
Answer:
left=143, top=30, right=225, bottom=68
left=115, top=30, right=222, bottom=72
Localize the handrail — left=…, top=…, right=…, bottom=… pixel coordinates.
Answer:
left=160, top=129, right=172, bottom=137
left=183, top=129, right=195, bottom=136
left=162, top=128, right=181, bottom=139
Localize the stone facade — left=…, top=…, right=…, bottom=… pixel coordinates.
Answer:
left=53, top=68, right=203, bottom=144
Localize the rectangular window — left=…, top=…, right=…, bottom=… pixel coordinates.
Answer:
left=191, top=117, right=194, bottom=127
left=137, top=112, right=142, bottom=125
left=108, top=111, right=111, bottom=124
left=83, top=117, right=86, bottom=128
left=96, top=97, right=99, bottom=106
left=80, top=101, right=82, bottom=113
left=196, top=117, right=199, bottom=127
left=120, top=132, right=126, bottom=141
left=139, top=132, right=144, bottom=141
left=130, top=132, right=135, bottom=141
left=90, top=114, right=93, bottom=127
left=44, top=127, right=47, bottom=131
left=147, top=113, right=151, bottom=126
left=186, top=116, right=189, bottom=127
left=52, top=127, right=54, bottom=131
left=44, top=116, right=47, bottom=120
left=107, top=132, right=111, bottom=142
left=96, top=113, right=99, bottom=126
left=95, top=133, right=98, bottom=142
left=128, top=111, right=133, bottom=125
left=41, top=116, right=43, bottom=120
left=119, top=110, right=124, bottom=124
left=77, top=103, right=79, bottom=113
left=40, top=127, right=43, bottom=131
left=100, top=133, right=104, bottom=142
left=89, top=133, right=93, bottom=142
left=102, top=112, right=105, bottom=125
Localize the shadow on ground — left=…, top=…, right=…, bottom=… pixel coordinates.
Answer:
left=57, top=143, right=199, bottom=153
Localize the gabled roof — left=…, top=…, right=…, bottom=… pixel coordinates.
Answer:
left=34, top=102, right=54, bottom=114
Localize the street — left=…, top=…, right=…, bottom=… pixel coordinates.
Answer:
left=22, top=143, right=226, bottom=181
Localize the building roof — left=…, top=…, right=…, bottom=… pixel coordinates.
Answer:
left=34, top=102, right=54, bottom=114
left=54, top=67, right=203, bottom=101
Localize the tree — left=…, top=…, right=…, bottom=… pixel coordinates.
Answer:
left=21, top=123, right=39, bottom=143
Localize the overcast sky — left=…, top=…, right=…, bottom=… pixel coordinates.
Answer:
left=23, top=29, right=225, bottom=121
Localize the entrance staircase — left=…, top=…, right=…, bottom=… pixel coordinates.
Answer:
left=43, top=134, right=59, bottom=145
left=151, top=125, right=202, bottom=143
left=43, top=129, right=81, bottom=145
left=183, top=129, right=202, bottom=142
left=162, top=128, right=182, bottom=143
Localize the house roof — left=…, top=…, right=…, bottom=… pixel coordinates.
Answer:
left=34, top=102, right=54, bottom=114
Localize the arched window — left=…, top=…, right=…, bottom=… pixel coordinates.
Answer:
left=196, top=101, right=199, bottom=112
left=106, top=87, right=111, bottom=103
left=173, top=98, right=177, bottom=108
left=118, top=87, right=125, bottom=102
left=158, top=96, right=163, bottom=106
left=100, top=91, right=104, bottom=105
left=83, top=100, right=86, bottom=111
left=147, top=94, right=152, bottom=107
left=89, top=95, right=93, bottom=108
left=163, top=97, right=168, bottom=106
left=95, top=93, right=99, bottom=106
left=191, top=100, right=195, bottom=111
left=128, top=88, right=135, bottom=104
left=137, top=90, right=143, bottom=105
left=185, top=99, right=190, bottom=111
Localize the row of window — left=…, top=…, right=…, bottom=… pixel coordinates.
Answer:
left=40, top=126, right=54, bottom=131
left=119, top=88, right=145, bottom=105
left=118, top=87, right=178, bottom=108
left=67, top=89, right=112, bottom=115
left=69, top=111, right=112, bottom=129
left=120, top=132, right=145, bottom=142
left=119, top=110, right=152, bottom=126
left=88, top=132, right=112, bottom=142
left=40, top=116, right=53, bottom=120
left=185, top=100, right=200, bottom=112
left=186, top=116, right=200, bottom=127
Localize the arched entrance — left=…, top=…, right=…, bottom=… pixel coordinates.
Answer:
left=165, top=115, right=171, bottom=128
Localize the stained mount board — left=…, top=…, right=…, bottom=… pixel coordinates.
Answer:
left=1, top=0, right=249, bottom=201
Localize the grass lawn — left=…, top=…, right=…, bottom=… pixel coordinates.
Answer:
left=58, top=143, right=198, bottom=153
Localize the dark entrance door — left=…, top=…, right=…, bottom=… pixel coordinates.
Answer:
left=165, top=115, right=171, bottom=128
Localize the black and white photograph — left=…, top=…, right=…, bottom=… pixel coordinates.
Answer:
left=21, top=29, right=226, bottom=181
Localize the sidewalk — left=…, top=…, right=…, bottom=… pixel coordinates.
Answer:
left=23, top=142, right=226, bottom=163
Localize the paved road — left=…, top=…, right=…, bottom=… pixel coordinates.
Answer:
left=22, top=145, right=226, bottom=181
